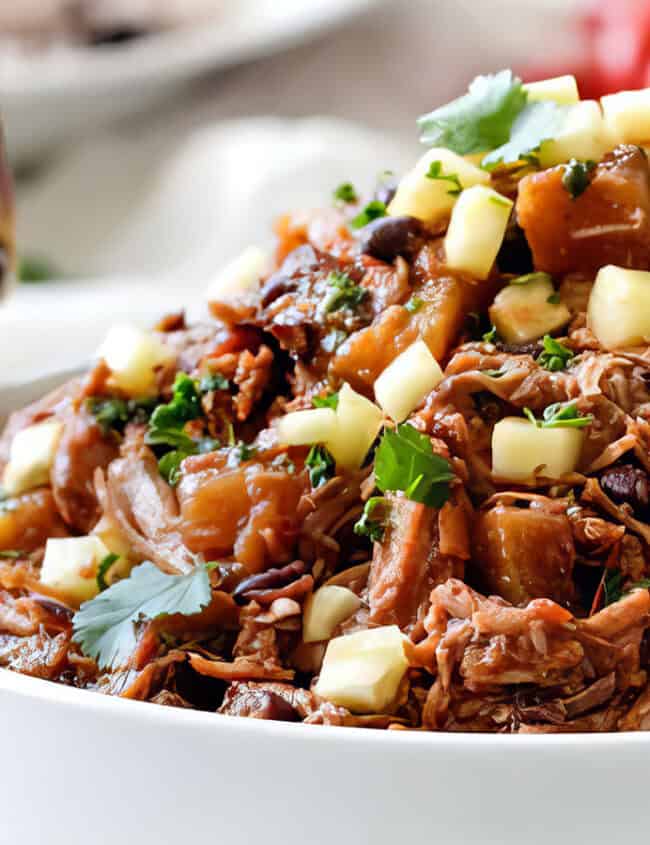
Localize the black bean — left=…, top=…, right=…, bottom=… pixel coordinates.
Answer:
left=600, top=464, right=650, bottom=518
left=359, top=215, right=423, bottom=263
left=232, top=560, right=306, bottom=605
left=253, top=691, right=300, bottom=722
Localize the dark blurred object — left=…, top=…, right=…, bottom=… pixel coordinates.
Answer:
left=523, top=0, right=650, bottom=99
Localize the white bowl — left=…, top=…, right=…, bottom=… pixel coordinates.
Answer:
left=0, top=372, right=648, bottom=844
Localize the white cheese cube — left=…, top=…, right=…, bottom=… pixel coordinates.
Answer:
left=2, top=420, right=63, bottom=496
left=587, top=265, right=650, bottom=349
left=303, top=586, right=361, bottom=643
left=601, top=88, right=650, bottom=146
left=492, top=417, right=584, bottom=481
left=444, top=185, right=513, bottom=280
left=205, top=245, right=270, bottom=301
left=97, top=323, right=174, bottom=397
left=374, top=339, right=443, bottom=422
left=538, top=100, right=609, bottom=167
left=315, top=625, right=408, bottom=713
left=388, top=147, right=489, bottom=223
left=489, top=274, right=570, bottom=344
left=276, top=408, right=337, bottom=447
left=40, top=536, right=111, bottom=605
left=326, top=383, right=383, bottom=471
left=523, top=75, right=579, bottom=106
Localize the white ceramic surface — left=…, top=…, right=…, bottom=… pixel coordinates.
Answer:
left=0, top=0, right=378, bottom=162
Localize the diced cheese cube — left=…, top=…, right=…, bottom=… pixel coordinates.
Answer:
left=538, top=100, right=609, bottom=167
left=489, top=274, right=570, bottom=343
left=97, top=323, right=174, bottom=397
left=303, top=585, right=361, bottom=643
left=2, top=420, right=63, bottom=496
left=374, top=339, right=443, bottom=422
left=40, top=536, right=110, bottom=605
left=523, top=75, right=579, bottom=106
left=315, top=625, right=408, bottom=713
left=276, top=408, right=337, bottom=447
left=587, top=264, right=650, bottom=349
left=388, top=147, right=489, bottom=223
left=327, top=383, right=383, bottom=471
left=492, top=417, right=584, bottom=481
left=601, top=88, right=650, bottom=146
left=205, top=245, right=270, bottom=301
left=444, top=185, right=513, bottom=280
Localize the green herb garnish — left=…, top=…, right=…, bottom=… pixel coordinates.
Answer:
left=86, top=396, right=157, bottom=435
left=603, top=569, right=624, bottom=606
left=18, top=255, right=57, bottom=283
left=323, top=271, right=367, bottom=313
left=227, top=441, right=258, bottom=467
left=510, top=271, right=552, bottom=286
left=562, top=158, right=596, bottom=199
left=353, top=496, right=388, bottom=542
left=482, top=324, right=499, bottom=344
left=482, top=100, right=567, bottom=169
left=333, top=182, right=358, bottom=204
left=547, top=293, right=561, bottom=304
left=425, top=160, right=462, bottom=196
left=523, top=401, right=593, bottom=429
left=305, top=445, right=335, bottom=488
left=374, top=424, right=454, bottom=508
left=312, top=392, right=339, bottom=410
left=0, top=550, right=22, bottom=559
left=199, top=373, right=229, bottom=393
left=405, top=295, right=424, bottom=314
left=537, top=335, right=574, bottom=372
left=96, top=553, right=120, bottom=592
left=73, top=562, right=212, bottom=669
left=350, top=200, right=387, bottom=229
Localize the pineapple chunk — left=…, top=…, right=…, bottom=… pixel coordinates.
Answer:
left=538, top=100, right=609, bottom=167
left=587, top=265, right=650, bottom=349
left=314, top=625, right=408, bottom=713
left=444, top=185, right=513, bottom=280
left=523, top=75, right=579, bottom=106
left=303, top=586, right=361, bottom=643
left=326, top=383, right=383, bottom=471
left=205, top=245, right=270, bottom=301
left=489, top=275, right=570, bottom=343
left=97, top=323, right=174, bottom=397
left=276, top=408, right=337, bottom=447
left=2, top=420, right=63, bottom=496
left=492, top=417, right=584, bottom=481
left=387, top=147, right=489, bottom=223
left=374, top=339, right=443, bottom=422
left=40, top=536, right=110, bottom=605
left=601, top=88, right=650, bottom=146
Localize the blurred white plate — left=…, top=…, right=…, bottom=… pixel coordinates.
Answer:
left=0, top=0, right=378, bottom=163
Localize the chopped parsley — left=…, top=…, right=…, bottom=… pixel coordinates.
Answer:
left=86, top=396, right=157, bottom=435
left=405, top=295, right=424, bottom=314
left=333, top=182, right=358, bottom=204
left=510, top=271, right=552, bottom=286
left=350, top=200, right=387, bottom=229
left=562, top=158, right=596, bottom=199
left=96, top=553, right=120, bottom=592
left=537, top=335, right=574, bottom=372
left=425, top=160, right=462, bottom=196
left=603, top=571, right=650, bottom=606
left=323, top=271, right=367, bottom=313
left=305, top=445, right=335, bottom=488
left=312, top=392, right=339, bottom=410
left=199, top=373, right=229, bottom=393
left=374, top=424, right=455, bottom=508
left=523, top=401, right=593, bottom=430
left=73, top=562, right=212, bottom=669
left=353, top=496, right=388, bottom=542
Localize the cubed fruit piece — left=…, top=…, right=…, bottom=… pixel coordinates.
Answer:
left=473, top=504, right=575, bottom=605
left=314, top=625, right=408, bottom=713
left=492, top=417, right=584, bottom=481
left=523, top=75, right=579, bottom=105
left=303, top=585, right=361, bottom=643
left=40, top=535, right=110, bottom=605
left=374, top=339, right=443, bottom=422
left=444, top=185, right=513, bottom=280
left=97, top=323, right=175, bottom=397
left=516, top=145, right=650, bottom=274
left=276, top=408, right=337, bottom=446
left=538, top=100, right=609, bottom=167
left=2, top=420, right=63, bottom=496
left=326, top=383, right=383, bottom=471
left=587, top=264, right=650, bottom=349
left=489, top=275, right=570, bottom=343
left=387, top=148, right=489, bottom=223
left=601, top=88, right=650, bottom=146
left=205, top=245, right=270, bottom=301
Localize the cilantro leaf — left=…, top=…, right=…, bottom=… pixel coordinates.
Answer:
left=523, top=402, right=593, bottom=429
left=227, top=441, right=258, bottom=468
left=73, top=562, right=212, bottom=669
left=374, top=424, right=454, bottom=508
left=333, top=182, right=358, bottom=204
left=603, top=569, right=624, bottom=607
left=562, top=158, right=596, bottom=199
left=312, top=392, right=339, bottom=410
left=417, top=70, right=527, bottom=155
left=86, top=396, right=157, bottom=435
left=323, top=271, right=367, bottom=313
left=96, top=553, right=120, bottom=592
left=305, top=445, right=335, bottom=488
left=405, top=295, right=424, bottom=314
left=147, top=373, right=202, bottom=441
left=482, top=100, right=568, bottom=168
left=482, top=324, right=499, bottom=344
left=425, top=160, right=462, bottom=196
left=537, top=335, right=574, bottom=372
left=353, top=496, right=388, bottom=542
left=350, top=200, right=387, bottom=229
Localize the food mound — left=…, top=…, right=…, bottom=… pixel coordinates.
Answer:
left=6, top=71, right=650, bottom=733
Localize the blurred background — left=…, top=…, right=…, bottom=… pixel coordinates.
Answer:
left=0, top=0, right=646, bottom=381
